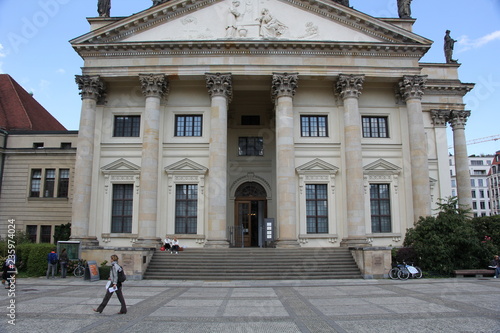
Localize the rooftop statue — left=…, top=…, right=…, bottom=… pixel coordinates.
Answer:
left=97, top=0, right=111, bottom=17
left=333, top=0, right=349, bottom=6
left=444, top=30, right=458, bottom=63
left=152, top=0, right=168, bottom=6
left=397, top=0, right=412, bottom=19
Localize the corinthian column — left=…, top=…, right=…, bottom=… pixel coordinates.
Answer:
left=71, top=75, right=105, bottom=245
left=272, top=73, right=300, bottom=247
left=205, top=73, right=232, bottom=248
left=399, top=75, right=431, bottom=221
left=136, top=74, right=169, bottom=247
left=449, top=110, right=472, bottom=210
left=336, top=74, right=368, bottom=247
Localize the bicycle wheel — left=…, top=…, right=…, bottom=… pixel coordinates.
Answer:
left=413, top=266, right=423, bottom=279
left=389, top=267, right=400, bottom=280
left=74, top=266, right=85, bottom=278
left=398, top=268, right=410, bottom=280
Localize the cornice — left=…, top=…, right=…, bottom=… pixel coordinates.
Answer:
left=73, top=41, right=429, bottom=59
left=424, top=80, right=475, bottom=96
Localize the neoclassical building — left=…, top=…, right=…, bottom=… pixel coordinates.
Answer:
left=68, top=0, right=473, bottom=268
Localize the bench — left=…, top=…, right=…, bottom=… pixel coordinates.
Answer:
left=453, top=269, right=495, bottom=278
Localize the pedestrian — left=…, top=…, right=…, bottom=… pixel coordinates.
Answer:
left=46, top=248, right=58, bottom=279
left=59, top=248, right=69, bottom=278
left=489, top=255, right=500, bottom=279
left=93, top=254, right=127, bottom=314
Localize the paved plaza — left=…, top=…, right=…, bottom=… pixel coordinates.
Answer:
left=2, top=276, right=500, bottom=333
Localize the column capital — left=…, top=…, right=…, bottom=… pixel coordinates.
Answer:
left=139, top=74, right=169, bottom=98
left=205, top=73, right=233, bottom=103
left=271, top=72, right=299, bottom=100
left=449, top=110, right=471, bottom=130
left=75, top=75, right=106, bottom=101
left=335, top=74, right=365, bottom=99
left=398, top=75, right=427, bottom=101
left=430, top=109, right=451, bottom=127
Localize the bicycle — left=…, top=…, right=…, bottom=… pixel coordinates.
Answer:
left=397, top=261, right=422, bottom=280
left=389, top=262, right=404, bottom=280
left=73, top=259, right=86, bottom=278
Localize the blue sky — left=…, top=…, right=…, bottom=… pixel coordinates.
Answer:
left=0, top=0, right=499, bottom=156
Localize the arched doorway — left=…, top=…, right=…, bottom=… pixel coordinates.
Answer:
left=233, top=182, right=267, bottom=247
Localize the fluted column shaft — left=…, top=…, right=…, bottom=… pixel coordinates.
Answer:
left=336, top=74, right=368, bottom=246
left=137, top=74, right=168, bottom=246
left=450, top=110, right=472, bottom=210
left=399, top=75, right=431, bottom=221
left=205, top=73, right=232, bottom=247
left=272, top=73, right=299, bottom=247
left=71, top=75, right=105, bottom=245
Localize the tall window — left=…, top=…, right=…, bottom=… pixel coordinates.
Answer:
left=362, top=116, right=388, bottom=138
left=175, top=115, right=202, bottom=136
left=40, top=225, right=52, bottom=243
left=175, top=184, right=198, bottom=234
left=30, top=169, right=42, bottom=197
left=58, top=169, right=70, bottom=198
left=26, top=225, right=37, bottom=242
left=306, top=184, right=328, bottom=233
left=370, top=184, right=391, bottom=233
left=43, top=169, right=56, bottom=197
left=238, top=137, right=264, bottom=156
left=301, top=116, right=328, bottom=137
left=113, top=116, right=140, bottom=137
left=111, top=184, right=133, bottom=233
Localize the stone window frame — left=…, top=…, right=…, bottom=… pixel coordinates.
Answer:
left=100, top=159, right=141, bottom=241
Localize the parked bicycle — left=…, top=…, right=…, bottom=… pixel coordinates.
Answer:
left=389, top=261, right=422, bottom=280
left=73, top=259, right=86, bottom=278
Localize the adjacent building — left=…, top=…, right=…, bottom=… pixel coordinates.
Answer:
left=489, top=151, right=500, bottom=215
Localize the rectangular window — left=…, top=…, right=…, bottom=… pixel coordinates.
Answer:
left=175, top=184, right=198, bottom=234
left=362, top=116, right=388, bottom=138
left=57, top=169, right=70, bottom=198
left=175, top=115, right=202, bottom=137
left=26, top=225, right=37, bottom=243
left=473, top=202, right=477, bottom=209
left=471, top=160, right=483, bottom=166
left=238, top=137, right=264, bottom=156
left=113, top=116, right=140, bottom=137
left=30, top=169, right=42, bottom=197
left=306, top=184, right=328, bottom=234
left=111, top=184, right=133, bottom=233
left=451, top=180, right=456, bottom=187
left=370, top=184, right=391, bottom=233
left=301, top=116, right=328, bottom=137
left=43, top=169, right=56, bottom=197
left=478, top=179, right=484, bottom=187
left=472, top=190, right=476, bottom=198
left=40, top=225, right=52, bottom=243
left=241, top=115, right=260, bottom=126
left=471, top=179, right=475, bottom=187
left=480, top=201, right=486, bottom=209
left=480, top=190, right=485, bottom=198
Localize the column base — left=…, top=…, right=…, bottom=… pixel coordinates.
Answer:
left=69, top=236, right=100, bottom=247
left=204, top=240, right=230, bottom=248
left=340, top=237, right=370, bottom=248
left=133, top=237, right=161, bottom=248
left=275, top=239, right=301, bottom=248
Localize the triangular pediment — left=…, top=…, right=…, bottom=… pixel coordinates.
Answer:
left=363, top=159, right=401, bottom=174
left=297, top=158, right=339, bottom=174
left=165, top=158, right=208, bottom=175
left=71, top=0, right=431, bottom=55
left=101, top=158, right=140, bottom=174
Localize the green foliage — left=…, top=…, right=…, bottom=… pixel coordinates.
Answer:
left=99, top=266, right=111, bottom=280
left=403, top=197, right=500, bottom=275
left=53, top=223, right=71, bottom=244
left=14, top=243, right=55, bottom=276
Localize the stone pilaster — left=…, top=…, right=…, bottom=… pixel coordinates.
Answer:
left=399, top=75, right=431, bottom=221
left=272, top=73, right=300, bottom=248
left=336, top=74, right=369, bottom=247
left=205, top=73, right=232, bottom=248
left=71, top=75, right=105, bottom=246
left=449, top=110, right=472, bottom=210
left=136, top=74, right=169, bottom=247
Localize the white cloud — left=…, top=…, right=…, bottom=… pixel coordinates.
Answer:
left=56, top=68, right=66, bottom=75
left=457, top=30, right=500, bottom=53
left=0, top=44, right=5, bottom=73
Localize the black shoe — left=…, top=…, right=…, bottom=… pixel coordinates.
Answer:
left=93, top=309, right=102, bottom=313
left=117, top=311, right=127, bottom=314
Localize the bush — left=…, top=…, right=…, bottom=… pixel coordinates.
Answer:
left=99, top=266, right=111, bottom=280
left=403, top=197, right=495, bottom=275
left=24, top=244, right=56, bottom=276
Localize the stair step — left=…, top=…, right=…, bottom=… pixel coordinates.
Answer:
left=144, top=247, right=362, bottom=280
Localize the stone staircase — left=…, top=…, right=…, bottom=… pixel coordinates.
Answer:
left=143, top=247, right=362, bottom=280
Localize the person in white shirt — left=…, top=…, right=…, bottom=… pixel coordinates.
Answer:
left=171, top=238, right=180, bottom=255
left=163, top=235, right=172, bottom=252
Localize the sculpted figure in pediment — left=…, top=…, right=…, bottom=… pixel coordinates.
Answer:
left=97, top=0, right=111, bottom=17
left=226, top=1, right=242, bottom=38
left=256, top=8, right=288, bottom=39
left=152, top=0, right=168, bottom=6
left=333, top=0, right=349, bottom=6
left=397, top=0, right=412, bottom=18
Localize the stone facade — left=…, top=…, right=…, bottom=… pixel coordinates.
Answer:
left=66, top=1, right=474, bottom=277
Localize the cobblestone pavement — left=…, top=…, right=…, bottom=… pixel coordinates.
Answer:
left=2, top=277, right=500, bottom=333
